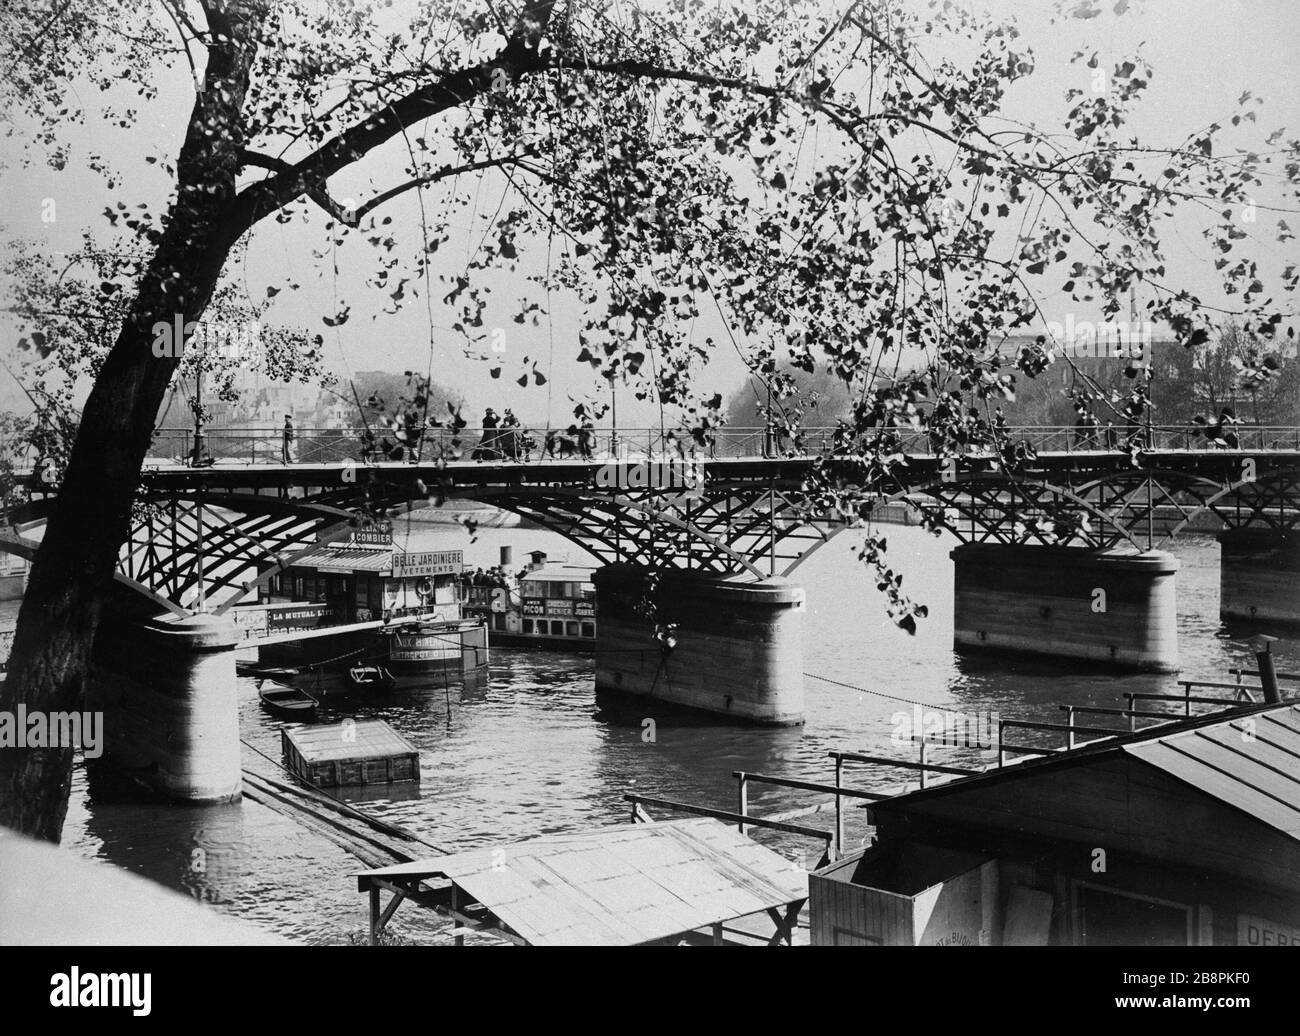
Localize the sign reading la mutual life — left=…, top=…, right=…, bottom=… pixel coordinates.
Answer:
left=391, top=550, right=463, bottom=579
left=266, top=604, right=345, bottom=633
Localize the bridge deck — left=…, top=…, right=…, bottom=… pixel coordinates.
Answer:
left=13, top=446, right=1292, bottom=492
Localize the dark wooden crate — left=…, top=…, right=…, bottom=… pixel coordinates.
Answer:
left=281, top=720, right=420, bottom=788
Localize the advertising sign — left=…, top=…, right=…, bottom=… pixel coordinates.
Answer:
left=266, top=603, right=345, bottom=634
left=1238, top=914, right=1300, bottom=946
left=391, top=550, right=462, bottom=579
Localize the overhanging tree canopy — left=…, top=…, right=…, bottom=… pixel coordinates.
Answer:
left=1, top=0, right=1297, bottom=840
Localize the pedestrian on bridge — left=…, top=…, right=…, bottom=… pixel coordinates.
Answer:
left=282, top=415, right=295, bottom=464
left=578, top=416, right=595, bottom=460
left=1073, top=404, right=1089, bottom=448
left=474, top=408, right=501, bottom=461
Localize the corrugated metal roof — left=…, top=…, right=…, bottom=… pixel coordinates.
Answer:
left=870, top=702, right=1300, bottom=847
left=1122, top=704, right=1300, bottom=839
left=291, top=546, right=393, bottom=572
left=358, top=818, right=808, bottom=946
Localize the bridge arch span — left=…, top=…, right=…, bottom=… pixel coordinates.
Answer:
left=872, top=473, right=1147, bottom=552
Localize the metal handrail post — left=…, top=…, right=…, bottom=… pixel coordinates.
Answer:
left=737, top=772, right=748, bottom=836
left=833, top=754, right=844, bottom=856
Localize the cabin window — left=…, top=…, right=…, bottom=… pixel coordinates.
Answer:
left=581, top=623, right=595, bottom=638
left=550, top=621, right=564, bottom=636
left=1074, top=883, right=1193, bottom=947
left=566, top=621, right=579, bottom=637
left=522, top=620, right=533, bottom=634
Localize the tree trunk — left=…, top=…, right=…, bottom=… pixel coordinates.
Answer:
left=0, top=0, right=549, bottom=841
left=0, top=4, right=265, bottom=840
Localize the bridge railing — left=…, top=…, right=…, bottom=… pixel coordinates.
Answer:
left=45, top=421, right=1300, bottom=469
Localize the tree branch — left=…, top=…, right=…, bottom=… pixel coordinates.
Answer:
left=350, top=155, right=535, bottom=223
left=227, top=0, right=557, bottom=239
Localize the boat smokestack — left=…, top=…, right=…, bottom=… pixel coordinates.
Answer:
left=500, top=545, right=513, bottom=568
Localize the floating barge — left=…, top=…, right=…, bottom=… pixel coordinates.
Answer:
left=281, top=719, right=420, bottom=788
left=240, top=529, right=488, bottom=677
left=460, top=550, right=597, bottom=650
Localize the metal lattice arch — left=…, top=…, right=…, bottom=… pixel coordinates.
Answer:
left=3, top=441, right=1299, bottom=617
left=96, top=478, right=831, bottom=616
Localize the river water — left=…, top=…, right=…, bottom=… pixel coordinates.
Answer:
left=20, top=521, right=1300, bottom=943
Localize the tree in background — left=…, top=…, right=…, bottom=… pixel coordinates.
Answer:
left=724, top=360, right=854, bottom=430
left=1149, top=323, right=1299, bottom=427
left=2, top=0, right=1298, bottom=839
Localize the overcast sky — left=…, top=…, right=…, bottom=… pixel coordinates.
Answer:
left=1, top=0, right=1297, bottom=427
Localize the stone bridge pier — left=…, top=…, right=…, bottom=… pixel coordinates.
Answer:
left=592, top=565, right=807, bottom=725
left=89, top=611, right=243, bottom=802
left=949, top=544, right=1180, bottom=672
left=1218, top=528, right=1300, bottom=626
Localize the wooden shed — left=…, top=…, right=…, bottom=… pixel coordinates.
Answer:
left=810, top=844, right=997, bottom=946
left=813, top=701, right=1300, bottom=946
left=281, top=720, right=420, bottom=788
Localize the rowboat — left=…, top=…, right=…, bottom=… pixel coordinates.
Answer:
left=258, top=680, right=319, bottom=719
left=347, top=664, right=397, bottom=692
left=238, top=661, right=301, bottom=681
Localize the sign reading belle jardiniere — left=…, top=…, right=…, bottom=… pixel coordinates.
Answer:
left=390, top=550, right=462, bottom=579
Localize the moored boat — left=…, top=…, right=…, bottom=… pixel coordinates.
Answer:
left=237, top=527, right=489, bottom=679
left=347, top=664, right=397, bottom=691
left=460, top=550, right=596, bottom=650
left=258, top=680, right=320, bottom=719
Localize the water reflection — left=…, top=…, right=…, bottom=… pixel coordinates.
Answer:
left=81, top=795, right=248, bottom=907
